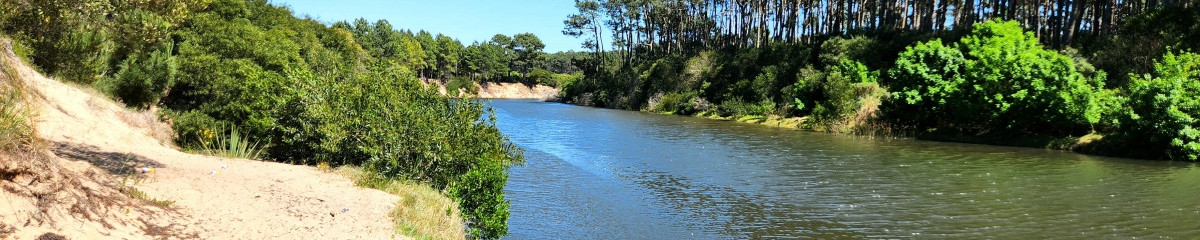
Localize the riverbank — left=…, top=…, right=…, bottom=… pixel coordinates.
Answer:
left=597, top=103, right=1132, bottom=161
left=421, top=78, right=559, bottom=100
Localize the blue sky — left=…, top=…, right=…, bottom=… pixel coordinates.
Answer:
left=271, top=0, right=585, bottom=53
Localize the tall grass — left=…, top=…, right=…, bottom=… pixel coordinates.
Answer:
left=0, top=40, right=36, bottom=150
left=335, top=166, right=466, bottom=240
left=196, top=128, right=264, bottom=160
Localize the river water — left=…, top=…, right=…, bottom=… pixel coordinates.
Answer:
left=487, top=99, right=1200, bottom=239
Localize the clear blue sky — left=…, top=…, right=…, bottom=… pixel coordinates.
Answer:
left=270, top=0, right=584, bottom=53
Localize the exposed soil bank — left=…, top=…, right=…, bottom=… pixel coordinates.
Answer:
left=421, top=79, right=559, bottom=100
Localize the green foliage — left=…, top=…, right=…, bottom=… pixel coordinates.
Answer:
left=0, top=0, right=202, bottom=86
left=1119, top=52, right=1200, bottom=160
left=886, top=39, right=966, bottom=128
left=169, top=110, right=223, bottom=149
left=435, top=34, right=463, bottom=78
left=97, top=42, right=177, bottom=108
left=886, top=20, right=1103, bottom=135
left=527, top=69, right=556, bottom=87
left=160, top=1, right=525, bottom=237
left=446, top=76, right=477, bottom=96
left=509, top=33, right=546, bottom=81
left=646, top=91, right=700, bottom=115
left=716, top=97, right=774, bottom=118
left=50, top=24, right=114, bottom=84
left=819, top=36, right=881, bottom=68
left=449, top=160, right=509, bottom=239
left=810, top=60, right=879, bottom=125
left=1086, top=7, right=1200, bottom=87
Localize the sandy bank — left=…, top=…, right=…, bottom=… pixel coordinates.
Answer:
left=0, top=39, right=407, bottom=239
left=421, top=79, right=559, bottom=100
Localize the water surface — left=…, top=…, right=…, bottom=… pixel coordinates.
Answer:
left=489, top=99, right=1200, bottom=239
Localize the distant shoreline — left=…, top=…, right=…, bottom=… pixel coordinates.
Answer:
left=420, top=78, right=560, bottom=101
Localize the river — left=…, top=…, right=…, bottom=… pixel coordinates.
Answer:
left=487, top=99, right=1200, bottom=239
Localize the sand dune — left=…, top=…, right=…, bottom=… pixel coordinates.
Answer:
left=0, top=39, right=406, bottom=239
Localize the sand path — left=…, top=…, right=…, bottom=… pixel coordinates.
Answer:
left=2, top=40, right=406, bottom=239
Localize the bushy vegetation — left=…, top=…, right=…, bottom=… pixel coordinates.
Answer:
left=1117, top=52, right=1200, bottom=160
left=563, top=4, right=1200, bottom=161
left=1, top=0, right=526, bottom=238
left=343, top=19, right=583, bottom=86
left=887, top=20, right=1105, bottom=136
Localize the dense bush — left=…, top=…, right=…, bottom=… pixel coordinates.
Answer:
left=886, top=39, right=967, bottom=128
left=1119, top=52, right=1200, bottom=160
left=527, top=68, right=556, bottom=87
left=716, top=97, right=775, bottom=117
left=818, top=36, right=882, bottom=68
left=97, top=42, right=177, bottom=108
left=169, top=110, right=223, bottom=148
left=886, top=20, right=1104, bottom=135
left=810, top=60, right=880, bottom=125
left=646, top=91, right=700, bottom=115
left=446, top=76, right=478, bottom=96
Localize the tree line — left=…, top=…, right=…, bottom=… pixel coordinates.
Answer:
left=340, top=18, right=584, bottom=90
left=566, top=0, right=1198, bottom=61
left=560, top=0, right=1200, bottom=161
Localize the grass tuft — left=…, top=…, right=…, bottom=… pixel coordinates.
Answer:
left=196, top=128, right=264, bottom=160
left=0, top=40, right=37, bottom=150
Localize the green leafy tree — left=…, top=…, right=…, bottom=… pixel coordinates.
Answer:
left=1120, top=52, right=1200, bottom=160
left=401, top=36, right=428, bottom=72
left=416, top=30, right=438, bottom=78
left=886, top=39, right=966, bottom=128
left=511, top=33, right=545, bottom=81
left=436, top=34, right=463, bottom=78
left=886, top=20, right=1104, bottom=135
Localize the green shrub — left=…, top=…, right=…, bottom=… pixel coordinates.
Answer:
left=449, top=160, right=509, bottom=239
left=811, top=60, right=879, bottom=124
left=646, top=91, right=699, bottom=115
left=886, top=39, right=966, bottom=128
left=51, top=24, right=114, bottom=84
left=717, top=97, right=773, bottom=117
left=1120, top=52, right=1200, bottom=160
left=886, top=20, right=1104, bottom=135
left=170, top=110, right=224, bottom=148
left=446, top=76, right=477, bottom=96
left=551, top=72, right=582, bottom=89
left=819, top=36, right=881, bottom=68
left=527, top=68, right=556, bottom=87
left=272, top=65, right=523, bottom=238
left=789, top=66, right=825, bottom=115
left=97, top=42, right=177, bottom=108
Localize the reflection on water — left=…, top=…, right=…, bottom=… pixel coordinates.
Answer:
left=489, top=99, right=1200, bottom=239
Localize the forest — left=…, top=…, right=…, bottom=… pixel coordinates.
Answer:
left=0, top=0, right=575, bottom=238
left=560, top=0, right=1200, bottom=161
